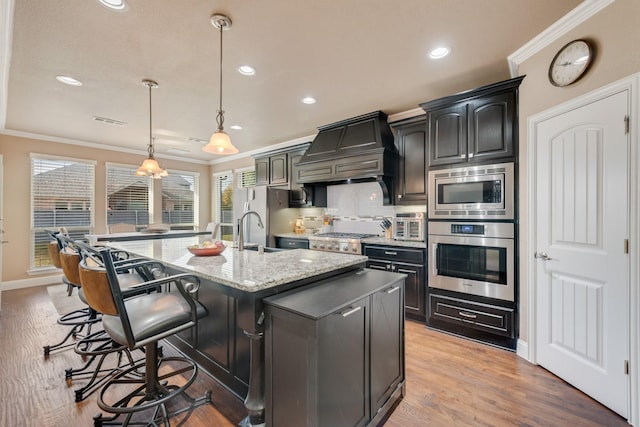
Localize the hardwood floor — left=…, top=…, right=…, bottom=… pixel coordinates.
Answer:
left=0, top=285, right=628, bottom=427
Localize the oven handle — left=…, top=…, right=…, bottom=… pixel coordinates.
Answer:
left=432, top=242, right=438, bottom=275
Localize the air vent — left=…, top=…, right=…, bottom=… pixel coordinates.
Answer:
left=92, top=116, right=127, bottom=126
left=187, top=137, right=208, bottom=144
left=167, top=148, right=190, bottom=155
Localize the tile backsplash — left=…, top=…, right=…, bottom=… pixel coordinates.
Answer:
left=299, top=182, right=425, bottom=235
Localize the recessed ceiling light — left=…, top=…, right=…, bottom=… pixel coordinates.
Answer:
left=56, top=75, right=82, bottom=86
left=238, top=65, right=255, bottom=76
left=97, top=0, right=128, bottom=11
left=429, top=46, right=450, bottom=59
left=230, top=125, right=243, bottom=130
left=302, top=97, right=317, bottom=105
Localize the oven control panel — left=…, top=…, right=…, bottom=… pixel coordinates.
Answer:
left=451, top=224, right=485, bottom=235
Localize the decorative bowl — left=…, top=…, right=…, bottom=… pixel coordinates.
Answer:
left=187, top=245, right=226, bottom=256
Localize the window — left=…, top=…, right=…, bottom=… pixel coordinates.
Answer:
left=31, top=155, right=95, bottom=269
left=161, top=171, right=199, bottom=230
left=106, top=164, right=151, bottom=229
left=238, top=168, right=256, bottom=188
left=213, top=171, right=234, bottom=240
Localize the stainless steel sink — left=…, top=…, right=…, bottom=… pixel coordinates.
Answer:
left=243, top=244, right=284, bottom=253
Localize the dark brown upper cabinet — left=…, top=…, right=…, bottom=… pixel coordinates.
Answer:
left=392, top=116, right=427, bottom=205
left=421, top=76, right=524, bottom=168
left=254, top=153, right=288, bottom=186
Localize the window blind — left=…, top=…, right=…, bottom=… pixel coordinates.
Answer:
left=213, top=172, right=234, bottom=240
left=106, top=164, right=151, bottom=228
left=161, top=171, right=199, bottom=230
left=237, top=168, right=256, bottom=188
left=31, top=155, right=95, bottom=268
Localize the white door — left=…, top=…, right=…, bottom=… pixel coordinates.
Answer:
left=534, top=90, right=629, bottom=417
left=0, top=154, right=3, bottom=310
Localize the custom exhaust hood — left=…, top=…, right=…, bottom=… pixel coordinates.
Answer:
left=294, top=111, right=398, bottom=205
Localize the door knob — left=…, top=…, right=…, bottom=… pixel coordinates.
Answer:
left=534, top=251, right=553, bottom=261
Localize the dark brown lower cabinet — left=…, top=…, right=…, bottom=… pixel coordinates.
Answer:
left=264, top=269, right=406, bottom=427
left=363, top=245, right=426, bottom=322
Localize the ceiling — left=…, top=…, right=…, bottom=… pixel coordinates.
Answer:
left=1, top=0, right=582, bottom=163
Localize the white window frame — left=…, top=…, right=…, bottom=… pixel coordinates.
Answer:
left=30, top=153, right=96, bottom=272
left=213, top=170, right=234, bottom=240
left=105, top=162, right=153, bottom=229
left=161, top=169, right=200, bottom=230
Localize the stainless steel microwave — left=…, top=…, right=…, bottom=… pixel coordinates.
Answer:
left=428, top=162, right=514, bottom=220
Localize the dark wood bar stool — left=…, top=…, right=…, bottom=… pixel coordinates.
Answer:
left=65, top=239, right=166, bottom=402
left=43, top=231, right=101, bottom=356
left=79, top=247, right=211, bottom=426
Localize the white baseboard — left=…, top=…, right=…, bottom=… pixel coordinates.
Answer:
left=1, top=274, right=63, bottom=291
left=516, top=339, right=531, bottom=362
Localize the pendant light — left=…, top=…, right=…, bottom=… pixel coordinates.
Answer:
left=202, top=13, right=239, bottom=155
left=136, top=79, right=168, bottom=179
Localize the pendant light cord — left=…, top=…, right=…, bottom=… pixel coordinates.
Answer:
left=216, top=19, right=225, bottom=131
left=148, top=82, right=154, bottom=157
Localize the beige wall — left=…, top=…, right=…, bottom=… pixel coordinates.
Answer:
left=517, top=0, right=640, bottom=343
left=211, top=156, right=254, bottom=175
left=0, top=133, right=212, bottom=282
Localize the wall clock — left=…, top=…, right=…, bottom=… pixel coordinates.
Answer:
left=548, top=39, right=594, bottom=87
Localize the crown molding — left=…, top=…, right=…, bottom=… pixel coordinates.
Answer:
left=0, top=128, right=211, bottom=165
left=507, top=0, right=615, bottom=77
left=210, top=133, right=317, bottom=164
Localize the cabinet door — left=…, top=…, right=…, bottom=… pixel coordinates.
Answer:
left=394, top=262, right=425, bottom=321
left=255, top=157, right=269, bottom=186
left=370, top=282, right=403, bottom=413
left=468, top=91, right=515, bottom=162
left=428, top=103, right=467, bottom=167
left=396, top=120, right=427, bottom=204
left=269, top=153, right=288, bottom=185
left=318, top=298, right=369, bottom=427
left=288, top=149, right=309, bottom=207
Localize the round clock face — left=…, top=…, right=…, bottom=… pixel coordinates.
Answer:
left=548, top=39, right=593, bottom=87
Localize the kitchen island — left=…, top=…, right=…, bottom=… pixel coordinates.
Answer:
left=109, top=236, right=404, bottom=426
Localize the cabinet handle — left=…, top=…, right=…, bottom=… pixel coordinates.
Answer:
left=386, top=286, right=400, bottom=294
left=468, top=153, right=474, bottom=158
left=459, top=311, right=477, bottom=319
left=341, top=306, right=362, bottom=317
left=432, top=243, right=438, bottom=275
left=384, top=251, right=397, bottom=256
left=460, top=154, right=467, bottom=159
left=398, top=195, right=402, bottom=199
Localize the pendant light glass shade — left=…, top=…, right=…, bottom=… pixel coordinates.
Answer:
left=203, top=14, right=239, bottom=155
left=203, top=129, right=238, bottom=154
left=137, top=80, right=168, bottom=179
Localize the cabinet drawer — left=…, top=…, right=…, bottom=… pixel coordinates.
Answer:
left=429, top=294, right=514, bottom=338
left=363, top=245, right=424, bottom=264
left=275, top=237, right=309, bottom=249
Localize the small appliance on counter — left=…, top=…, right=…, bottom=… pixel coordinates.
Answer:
left=393, top=212, right=425, bottom=241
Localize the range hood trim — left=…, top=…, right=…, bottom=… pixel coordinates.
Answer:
left=295, top=111, right=398, bottom=205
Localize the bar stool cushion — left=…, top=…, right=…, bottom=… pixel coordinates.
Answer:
left=102, top=292, right=207, bottom=349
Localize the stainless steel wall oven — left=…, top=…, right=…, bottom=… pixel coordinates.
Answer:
left=428, top=221, right=514, bottom=302
left=428, top=162, right=514, bottom=220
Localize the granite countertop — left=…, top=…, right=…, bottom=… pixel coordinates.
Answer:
left=109, top=236, right=367, bottom=293
left=361, top=237, right=427, bottom=249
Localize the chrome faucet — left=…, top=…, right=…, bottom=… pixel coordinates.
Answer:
left=237, top=211, right=264, bottom=251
